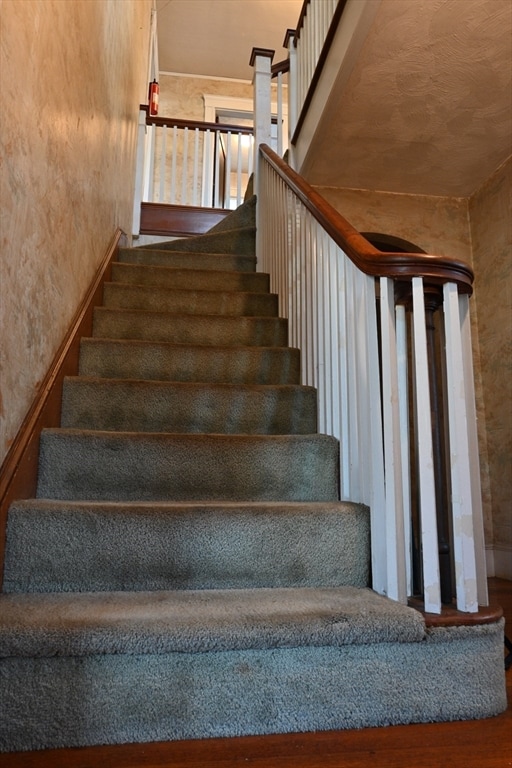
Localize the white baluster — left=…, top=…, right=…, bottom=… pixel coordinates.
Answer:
left=412, top=277, right=441, bottom=613
left=214, top=131, right=221, bottom=208
left=181, top=127, right=189, bottom=205
left=396, top=303, right=412, bottom=595
left=236, top=133, right=242, bottom=206
left=380, top=276, right=407, bottom=603
left=443, top=282, right=479, bottom=612
left=170, top=125, right=177, bottom=204
left=158, top=124, right=167, bottom=203
left=458, top=293, right=488, bottom=606
left=192, top=128, right=199, bottom=207
left=225, top=131, right=232, bottom=208
left=203, top=129, right=212, bottom=208
left=147, top=122, right=156, bottom=203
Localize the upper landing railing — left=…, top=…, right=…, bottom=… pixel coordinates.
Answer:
left=250, top=0, right=344, bottom=163
left=132, top=107, right=255, bottom=234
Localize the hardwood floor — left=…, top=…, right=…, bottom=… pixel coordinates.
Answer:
left=1, top=578, right=510, bottom=768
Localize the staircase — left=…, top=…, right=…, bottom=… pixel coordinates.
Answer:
left=0, top=200, right=506, bottom=752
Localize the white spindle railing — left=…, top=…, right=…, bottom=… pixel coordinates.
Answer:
left=133, top=110, right=254, bottom=225
left=293, top=0, right=339, bottom=136
left=257, top=144, right=487, bottom=613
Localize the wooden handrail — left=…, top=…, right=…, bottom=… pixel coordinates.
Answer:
left=143, top=112, right=254, bottom=135
left=295, top=0, right=310, bottom=41
left=272, top=59, right=289, bottom=78
left=260, top=144, right=474, bottom=293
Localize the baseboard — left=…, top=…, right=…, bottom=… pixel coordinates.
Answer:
left=0, top=229, right=125, bottom=581
left=487, top=547, right=512, bottom=580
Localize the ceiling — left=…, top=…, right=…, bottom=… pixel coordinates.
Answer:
left=156, top=0, right=303, bottom=81
left=156, top=0, right=512, bottom=197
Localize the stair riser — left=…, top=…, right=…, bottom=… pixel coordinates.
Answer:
left=36, top=432, right=340, bottom=502
left=1, top=625, right=505, bottom=751
left=78, top=340, right=302, bottom=385
left=118, top=248, right=256, bottom=272
left=111, top=263, right=269, bottom=293
left=92, top=308, right=288, bottom=347
left=102, top=283, right=278, bottom=317
left=138, top=226, right=256, bottom=256
left=61, top=379, right=318, bottom=435
left=4, top=503, right=369, bottom=592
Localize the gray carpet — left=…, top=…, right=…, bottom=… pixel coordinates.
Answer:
left=0, top=197, right=506, bottom=751
left=4, top=500, right=370, bottom=592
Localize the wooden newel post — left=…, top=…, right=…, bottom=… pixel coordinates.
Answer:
left=250, top=47, right=274, bottom=192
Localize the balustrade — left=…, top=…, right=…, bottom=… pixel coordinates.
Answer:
left=257, top=143, right=487, bottom=613
left=133, top=108, right=254, bottom=233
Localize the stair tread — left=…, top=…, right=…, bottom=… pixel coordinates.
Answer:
left=92, top=307, right=288, bottom=347
left=118, top=248, right=257, bottom=272
left=110, top=264, right=268, bottom=293
left=114, top=262, right=256, bottom=275
left=4, top=499, right=369, bottom=593
left=36, top=430, right=339, bottom=502
left=61, top=377, right=318, bottom=434
left=78, top=338, right=302, bottom=384
left=81, top=337, right=298, bottom=353
left=0, top=587, right=426, bottom=658
left=95, top=305, right=283, bottom=319
left=104, top=283, right=277, bottom=298
left=63, top=376, right=315, bottom=393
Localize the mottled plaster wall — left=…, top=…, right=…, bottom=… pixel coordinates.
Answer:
left=0, top=0, right=152, bottom=465
left=469, top=155, right=512, bottom=577
left=314, top=184, right=498, bottom=559
left=159, top=73, right=254, bottom=120
left=313, top=186, right=472, bottom=260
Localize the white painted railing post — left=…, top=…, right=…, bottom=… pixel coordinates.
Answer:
left=250, top=48, right=274, bottom=194
left=132, top=108, right=147, bottom=237
left=284, top=29, right=297, bottom=165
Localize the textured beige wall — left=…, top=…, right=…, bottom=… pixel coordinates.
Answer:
left=469, top=155, right=512, bottom=574
left=159, top=73, right=254, bottom=121
left=313, top=186, right=472, bottom=260
left=0, top=0, right=152, bottom=465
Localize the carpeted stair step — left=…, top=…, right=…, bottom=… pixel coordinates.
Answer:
left=102, top=283, right=278, bottom=317
left=0, top=587, right=425, bottom=656
left=3, top=500, right=369, bottom=592
left=60, top=378, right=318, bottom=434
left=117, top=248, right=256, bottom=272
left=1, top=586, right=505, bottom=753
left=92, top=307, right=288, bottom=347
left=36, top=431, right=339, bottom=502
left=138, top=225, right=256, bottom=256
left=111, top=262, right=269, bottom=293
left=78, top=339, right=302, bottom=385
